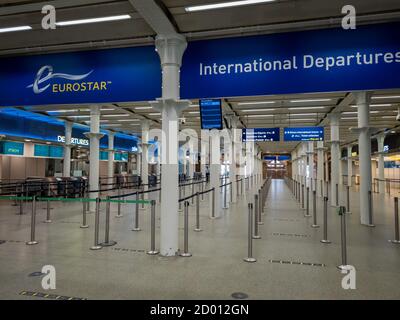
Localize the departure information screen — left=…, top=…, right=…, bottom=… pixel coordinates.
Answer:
left=284, top=127, right=324, bottom=141
left=199, top=99, right=223, bottom=130
left=242, top=128, right=280, bottom=142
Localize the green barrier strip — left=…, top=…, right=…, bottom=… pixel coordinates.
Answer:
left=36, top=197, right=97, bottom=203
left=0, top=196, right=33, bottom=201
left=105, top=199, right=151, bottom=205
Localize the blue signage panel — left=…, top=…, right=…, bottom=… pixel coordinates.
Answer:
left=49, top=145, right=64, bottom=158
left=242, top=128, right=280, bottom=142
left=278, top=155, right=291, bottom=161
left=0, top=46, right=161, bottom=106
left=0, top=141, right=24, bottom=155
left=0, top=108, right=138, bottom=152
left=284, top=127, right=324, bottom=141
left=199, top=99, right=223, bottom=130
left=264, top=156, right=277, bottom=161
left=181, top=22, right=400, bottom=99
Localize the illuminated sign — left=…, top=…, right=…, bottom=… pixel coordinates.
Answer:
left=57, top=135, right=89, bottom=146
left=384, top=145, right=389, bottom=152
left=242, top=128, right=280, bottom=142
left=0, top=141, right=24, bottom=156
left=283, top=127, right=324, bottom=141
left=199, top=99, right=223, bottom=130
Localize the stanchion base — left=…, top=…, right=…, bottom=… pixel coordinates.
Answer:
left=304, top=214, right=311, bottom=217
left=90, top=245, right=102, bottom=250
left=252, top=235, right=261, bottom=239
left=180, top=252, right=192, bottom=257
left=311, top=224, right=320, bottom=228
left=43, top=220, right=52, bottom=223
left=132, top=227, right=141, bottom=231
left=115, top=214, right=124, bottom=218
left=346, top=211, right=352, bottom=214
left=257, top=222, right=264, bottom=225
left=389, top=240, right=400, bottom=244
left=26, top=241, right=38, bottom=245
left=209, top=216, right=218, bottom=220
left=337, top=265, right=349, bottom=271
left=320, top=239, right=331, bottom=244
left=147, top=250, right=159, bottom=255
left=194, top=228, right=203, bottom=232
left=100, top=241, right=117, bottom=247
left=365, top=224, right=376, bottom=228
left=243, top=257, right=257, bottom=263
left=80, top=225, right=89, bottom=229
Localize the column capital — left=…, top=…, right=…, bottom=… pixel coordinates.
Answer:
left=353, top=91, right=373, bottom=105
left=155, top=34, right=187, bottom=67
left=150, top=98, right=190, bottom=114
left=84, top=132, right=104, bottom=139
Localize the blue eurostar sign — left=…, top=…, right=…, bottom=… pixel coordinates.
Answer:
left=284, top=127, right=324, bottom=141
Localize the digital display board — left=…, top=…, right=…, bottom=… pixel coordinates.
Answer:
left=278, top=155, right=291, bottom=161
left=242, top=128, right=280, bottom=142
left=263, top=156, right=276, bottom=161
left=199, top=99, right=223, bottom=130
left=284, top=127, right=324, bottom=141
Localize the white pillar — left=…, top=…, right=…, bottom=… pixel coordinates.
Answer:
left=63, top=121, right=72, bottom=177
left=347, top=145, right=353, bottom=187
left=354, top=91, right=373, bottom=225
left=307, top=141, right=314, bottom=189
left=107, top=132, right=115, bottom=183
left=140, top=120, right=150, bottom=201
left=187, top=139, right=195, bottom=180
left=230, top=128, right=238, bottom=203
left=152, top=34, right=188, bottom=256
left=136, top=151, right=141, bottom=174
left=85, top=106, right=103, bottom=211
left=200, top=134, right=207, bottom=180
left=316, top=141, right=324, bottom=196
left=210, top=130, right=222, bottom=218
left=377, top=134, right=386, bottom=194
left=329, top=113, right=340, bottom=206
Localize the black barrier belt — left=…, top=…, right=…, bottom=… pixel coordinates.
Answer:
left=108, top=187, right=161, bottom=199
left=219, top=182, right=232, bottom=189
left=179, top=187, right=214, bottom=203
left=179, top=179, right=206, bottom=188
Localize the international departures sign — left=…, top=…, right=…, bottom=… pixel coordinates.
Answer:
left=0, top=22, right=399, bottom=106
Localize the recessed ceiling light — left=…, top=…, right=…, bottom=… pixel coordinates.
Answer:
left=238, top=101, right=275, bottom=106
left=289, top=118, right=315, bottom=121
left=372, top=95, right=400, bottom=99
left=56, top=15, right=131, bottom=27
left=289, top=99, right=332, bottom=103
left=246, top=114, right=274, bottom=117
left=102, top=114, right=130, bottom=117
left=185, top=0, right=276, bottom=12
left=135, top=106, right=153, bottom=110
left=118, top=119, right=140, bottom=122
left=149, top=113, right=161, bottom=116
left=188, top=111, right=200, bottom=114
left=289, top=113, right=318, bottom=116
left=0, top=25, right=32, bottom=33
left=241, top=109, right=275, bottom=112
left=288, top=106, right=325, bottom=110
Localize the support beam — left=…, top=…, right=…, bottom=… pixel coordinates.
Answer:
left=329, top=113, right=340, bottom=206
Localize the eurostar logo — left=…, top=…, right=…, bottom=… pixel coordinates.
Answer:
left=27, top=65, right=93, bottom=94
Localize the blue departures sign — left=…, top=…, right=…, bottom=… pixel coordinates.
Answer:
left=284, top=127, right=324, bottom=141
left=200, top=99, right=223, bottom=130
left=242, top=128, right=280, bottom=142
left=181, top=22, right=400, bottom=99
left=0, top=46, right=161, bottom=106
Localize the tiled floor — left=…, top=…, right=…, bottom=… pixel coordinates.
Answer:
left=0, top=179, right=399, bottom=300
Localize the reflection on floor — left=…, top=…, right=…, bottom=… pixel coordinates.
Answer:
left=0, top=179, right=399, bottom=300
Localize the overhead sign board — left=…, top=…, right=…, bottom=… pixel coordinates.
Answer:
left=284, top=127, right=324, bottom=141
left=199, top=99, right=223, bottom=130
left=242, top=128, right=280, bottom=142
left=181, top=22, right=400, bottom=99
left=0, top=46, right=161, bottom=106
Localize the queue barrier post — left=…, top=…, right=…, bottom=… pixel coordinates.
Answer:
left=321, top=196, right=331, bottom=244
left=80, top=200, right=89, bottom=229
left=101, top=197, right=117, bottom=247
left=194, top=192, right=202, bottom=232
left=180, top=201, right=192, bottom=257
left=132, top=192, right=141, bottom=231
left=337, top=206, right=348, bottom=270
left=44, top=199, right=52, bottom=223
left=147, top=200, right=159, bottom=255
left=26, top=196, right=38, bottom=245
left=311, top=190, right=319, bottom=228
left=253, top=194, right=261, bottom=239
left=90, top=198, right=102, bottom=250
left=244, top=203, right=256, bottom=263
left=389, top=197, right=400, bottom=244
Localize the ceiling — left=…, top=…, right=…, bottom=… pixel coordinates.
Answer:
left=1, top=0, right=400, bottom=154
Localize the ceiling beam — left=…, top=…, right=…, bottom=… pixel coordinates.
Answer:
left=128, top=0, right=177, bottom=35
